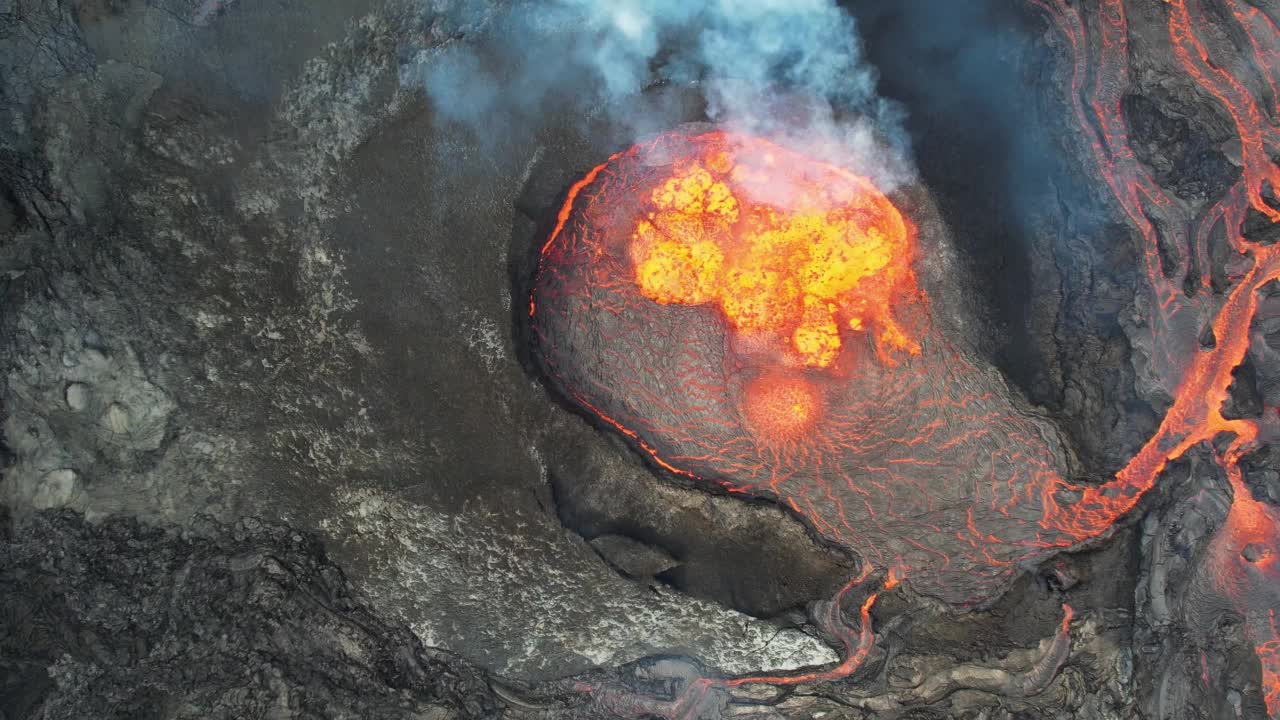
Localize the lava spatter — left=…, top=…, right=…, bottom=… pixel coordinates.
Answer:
left=626, top=135, right=919, bottom=368
left=533, top=130, right=1094, bottom=607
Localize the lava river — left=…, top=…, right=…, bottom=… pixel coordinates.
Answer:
left=1031, top=0, right=1280, bottom=712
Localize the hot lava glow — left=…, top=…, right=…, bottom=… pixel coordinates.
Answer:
left=531, top=1, right=1280, bottom=708
left=629, top=140, right=918, bottom=367
left=1029, top=0, right=1280, bottom=713
left=742, top=373, right=822, bottom=442
left=532, top=129, right=1087, bottom=607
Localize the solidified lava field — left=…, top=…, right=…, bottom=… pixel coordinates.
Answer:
left=3, top=0, right=1280, bottom=719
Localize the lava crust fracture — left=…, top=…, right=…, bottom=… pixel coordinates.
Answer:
left=532, top=130, right=1119, bottom=606
left=1031, top=0, right=1280, bottom=712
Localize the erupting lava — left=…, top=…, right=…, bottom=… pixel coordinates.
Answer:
left=530, top=1, right=1280, bottom=710
left=629, top=140, right=918, bottom=367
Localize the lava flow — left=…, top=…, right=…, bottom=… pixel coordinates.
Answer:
left=530, top=1, right=1280, bottom=711
left=1029, top=0, right=1280, bottom=713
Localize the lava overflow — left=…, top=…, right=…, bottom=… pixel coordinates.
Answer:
left=530, top=1, right=1280, bottom=710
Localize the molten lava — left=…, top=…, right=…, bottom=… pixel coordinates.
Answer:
left=531, top=130, right=1087, bottom=606
left=1030, top=0, right=1280, bottom=714
left=742, top=373, right=822, bottom=442
left=532, top=0, right=1280, bottom=713
left=628, top=139, right=918, bottom=367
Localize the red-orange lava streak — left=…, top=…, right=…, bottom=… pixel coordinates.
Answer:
left=530, top=147, right=636, bottom=318
left=1169, top=0, right=1280, bottom=224
left=1164, top=2, right=1280, bottom=712
left=1031, top=0, right=1280, bottom=713
left=1045, top=249, right=1280, bottom=537
left=1223, top=0, right=1280, bottom=118
left=1264, top=637, right=1280, bottom=719
left=570, top=391, right=697, bottom=479
left=1029, top=0, right=1206, bottom=390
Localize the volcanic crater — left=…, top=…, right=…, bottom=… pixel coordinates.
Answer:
left=531, top=128, right=1098, bottom=609
left=3, top=1, right=1280, bottom=719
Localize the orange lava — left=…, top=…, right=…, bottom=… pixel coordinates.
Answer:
left=1262, top=627, right=1280, bottom=718
left=1168, top=0, right=1280, bottom=225
left=1212, top=452, right=1280, bottom=718
left=531, top=0, right=1280, bottom=709
left=628, top=134, right=919, bottom=368
left=1031, top=0, right=1280, bottom=714
left=531, top=128, right=1085, bottom=604
left=742, top=373, right=822, bottom=442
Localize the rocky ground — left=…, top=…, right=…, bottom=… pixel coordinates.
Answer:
left=0, top=0, right=1276, bottom=718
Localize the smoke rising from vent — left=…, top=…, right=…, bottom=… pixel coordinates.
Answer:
left=403, top=0, right=914, bottom=191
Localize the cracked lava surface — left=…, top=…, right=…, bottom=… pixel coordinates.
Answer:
left=530, top=0, right=1280, bottom=708
left=534, top=129, right=1102, bottom=607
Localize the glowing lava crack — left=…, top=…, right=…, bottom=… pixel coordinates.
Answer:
left=531, top=130, right=1107, bottom=607
left=530, top=0, right=1280, bottom=711
left=531, top=103, right=1280, bottom=712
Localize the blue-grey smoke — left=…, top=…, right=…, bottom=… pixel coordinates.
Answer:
left=402, top=0, right=913, bottom=190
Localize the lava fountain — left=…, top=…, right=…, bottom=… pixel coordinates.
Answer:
left=532, top=129, right=1127, bottom=608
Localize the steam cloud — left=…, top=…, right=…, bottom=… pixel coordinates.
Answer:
left=404, top=0, right=914, bottom=190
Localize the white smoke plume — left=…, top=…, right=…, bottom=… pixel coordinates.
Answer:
left=404, top=0, right=913, bottom=190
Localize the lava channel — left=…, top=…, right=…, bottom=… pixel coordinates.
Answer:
left=1030, top=0, right=1280, bottom=713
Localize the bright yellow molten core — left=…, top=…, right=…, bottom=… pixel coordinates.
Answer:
left=629, top=136, right=919, bottom=367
